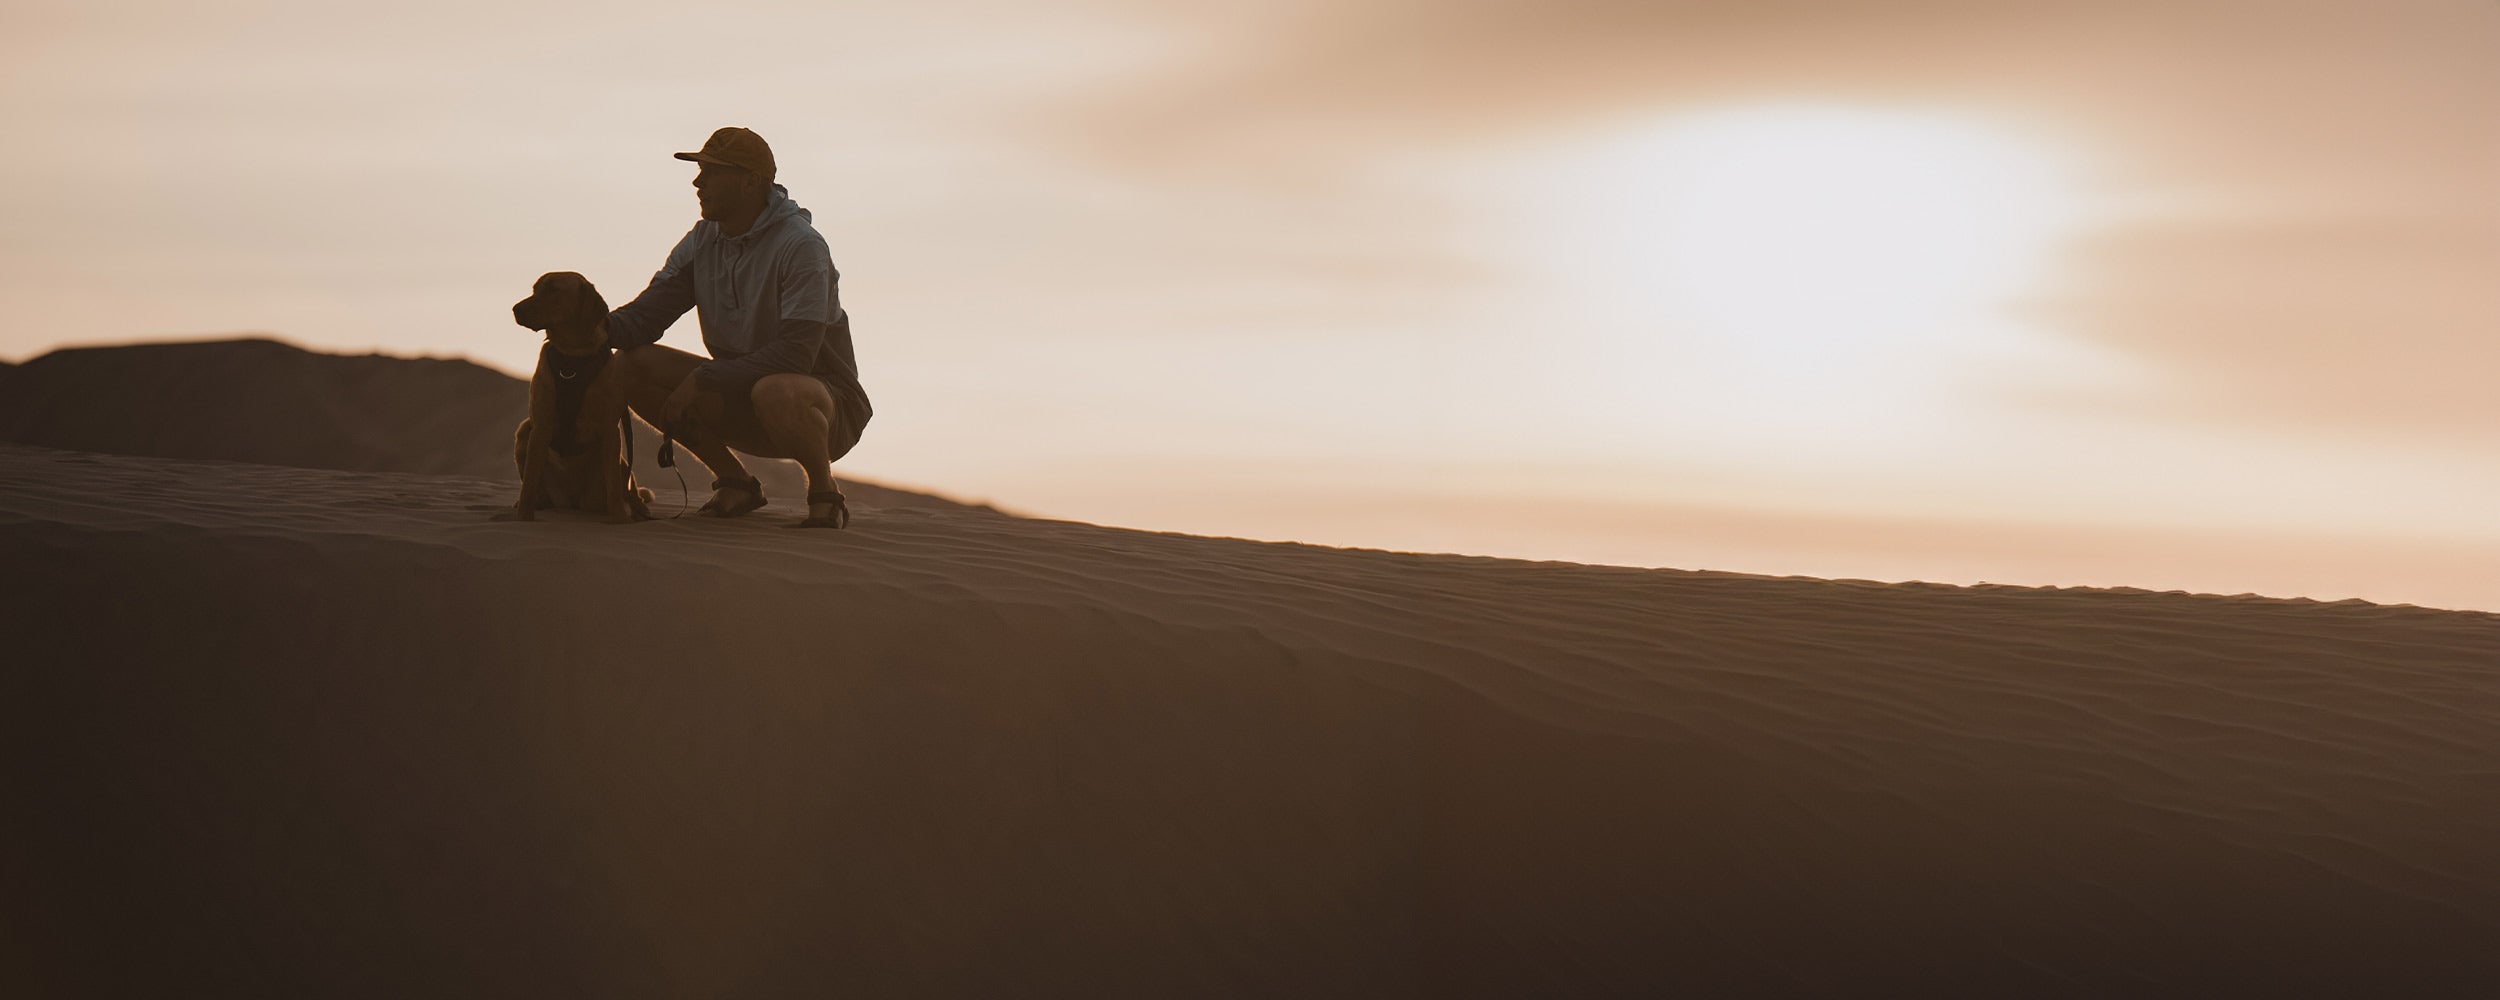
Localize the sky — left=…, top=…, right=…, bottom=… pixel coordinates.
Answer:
left=4, top=0, right=2495, bottom=609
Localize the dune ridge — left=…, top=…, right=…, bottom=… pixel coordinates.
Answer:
left=5, top=442, right=2496, bottom=996
left=0, top=337, right=997, bottom=515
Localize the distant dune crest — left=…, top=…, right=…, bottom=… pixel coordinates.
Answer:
left=0, top=337, right=987, bottom=514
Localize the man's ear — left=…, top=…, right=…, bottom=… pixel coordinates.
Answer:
left=574, top=281, right=609, bottom=331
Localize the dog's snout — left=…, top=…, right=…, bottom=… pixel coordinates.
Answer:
left=512, top=297, right=543, bottom=330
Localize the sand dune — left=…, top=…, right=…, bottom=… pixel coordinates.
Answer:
left=0, top=338, right=998, bottom=515
left=4, top=442, right=2495, bottom=996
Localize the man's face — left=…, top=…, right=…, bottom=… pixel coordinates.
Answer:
left=693, top=161, right=763, bottom=220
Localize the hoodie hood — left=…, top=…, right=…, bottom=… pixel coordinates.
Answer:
left=718, top=184, right=808, bottom=244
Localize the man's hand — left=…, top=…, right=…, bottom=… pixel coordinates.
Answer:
left=661, top=373, right=704, bottom=432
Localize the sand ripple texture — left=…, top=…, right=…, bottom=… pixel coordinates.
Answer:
left=4, top=443, right=2496, bottom=997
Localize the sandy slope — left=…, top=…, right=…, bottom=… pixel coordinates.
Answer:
left=4, top=443, right=2496, bottom=997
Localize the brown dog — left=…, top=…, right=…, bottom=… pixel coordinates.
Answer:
left=504, top=271, right=652, bottom=523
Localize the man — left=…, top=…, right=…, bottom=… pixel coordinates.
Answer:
left=604, top=126, right=872, bottom=528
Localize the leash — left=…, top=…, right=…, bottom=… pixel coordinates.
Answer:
left=619, top=414, right=693, bottom=520
left=655, top=424, right=693, bottom=519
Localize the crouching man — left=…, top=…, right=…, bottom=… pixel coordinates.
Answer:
left=605, top=126, right=873, bottom=528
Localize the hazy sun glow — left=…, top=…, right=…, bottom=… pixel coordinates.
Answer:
left=1666, top=110, right=2069, bottom=344
left=1514, top=106, right=2093, bottom=448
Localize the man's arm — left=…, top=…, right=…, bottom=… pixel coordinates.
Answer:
left=692, top=239, right=836, bottom=394
left=604, top=229, right=701, bottom=349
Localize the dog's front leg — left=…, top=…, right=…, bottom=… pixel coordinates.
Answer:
left=598, top=417, right=642, bottom=523
left=513, top=411, right=554, bottom=522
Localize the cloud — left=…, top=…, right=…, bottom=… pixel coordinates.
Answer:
left=2047, top=212, right=2500, bottom=446
left=1048, top=0, right=2500, bottom=448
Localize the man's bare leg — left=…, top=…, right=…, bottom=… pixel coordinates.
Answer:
left=751, top=373, right=846, bottom=526
left=613, top=345, right=762, bottom=512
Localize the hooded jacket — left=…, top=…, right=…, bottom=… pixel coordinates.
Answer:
left=604, top=185, right=869, bottom=419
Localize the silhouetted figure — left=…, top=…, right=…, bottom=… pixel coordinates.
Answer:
left=603, top=126, right=872, bottom=528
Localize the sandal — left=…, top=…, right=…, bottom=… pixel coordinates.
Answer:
left=697, top=476, right=766, bottom=517
left=792, top=487, right=850, bottom=529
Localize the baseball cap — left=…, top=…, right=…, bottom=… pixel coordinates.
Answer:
left=674, top=127, right=775, bottom=180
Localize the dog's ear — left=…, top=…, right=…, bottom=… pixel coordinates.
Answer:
left=572, top=278, right=609, bottom=332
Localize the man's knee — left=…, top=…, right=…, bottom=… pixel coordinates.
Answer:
left=751, top=373, right=833, bottom=423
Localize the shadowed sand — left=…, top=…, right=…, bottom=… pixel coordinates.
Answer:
left=4, top=442, right=2496, bottom=996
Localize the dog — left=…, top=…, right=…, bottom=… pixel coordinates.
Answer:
left=503, top=271, right=652, bottom=523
